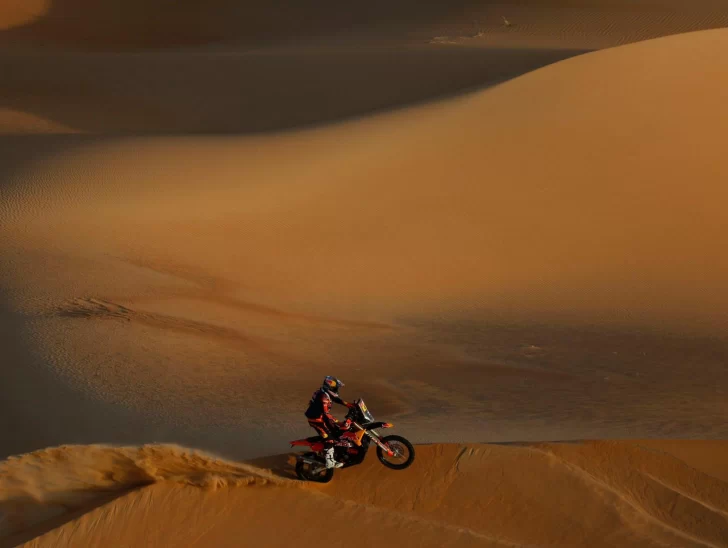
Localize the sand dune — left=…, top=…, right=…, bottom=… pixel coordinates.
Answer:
left=2, top=0, right=728, bottom=545
left=0, top=444, right=278, bottom=543
left=0, top=1, right=48, bottom=32
left=3, top=1, right=728, bottom=134
left=2, top=0, right=728, bottom=51
left=0, top=0, right=475, bottom=49
left=2, top=441, right=727, bottom=547
left=3, top=28, right=728, bottom=461
left=0, top=46, right=585, bottom=134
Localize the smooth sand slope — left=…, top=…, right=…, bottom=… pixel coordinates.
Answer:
left=3, top=441, right=728, bottom=547
left=3, top=28, right=728, bottom=461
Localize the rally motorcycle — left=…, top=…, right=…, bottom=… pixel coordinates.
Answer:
left=290, top=398, right=415, bottom=483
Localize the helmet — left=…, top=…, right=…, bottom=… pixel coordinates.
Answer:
left=322, top=375, right=344, bottom=397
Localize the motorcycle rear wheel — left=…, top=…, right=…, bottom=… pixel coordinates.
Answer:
left=377, top=435, right=415, bottom=470
left=295, top=452, right=335, bottom=483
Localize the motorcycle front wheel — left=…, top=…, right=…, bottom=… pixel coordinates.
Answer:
left=295, top=452, right=334, bottom=483
left=377, top=435, right=415, bottom=470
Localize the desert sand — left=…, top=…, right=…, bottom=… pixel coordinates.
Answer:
left=2, top=0, right=728, bottom=546
left=3, top=441, right=728, bottom=547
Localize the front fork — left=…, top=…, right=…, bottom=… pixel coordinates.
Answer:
left=352, top=421, right=395, bottom=456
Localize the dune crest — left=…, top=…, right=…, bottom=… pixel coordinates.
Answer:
left=2, top=441, right=727, bottom=547
left=0, top=444, right=278, bottom=539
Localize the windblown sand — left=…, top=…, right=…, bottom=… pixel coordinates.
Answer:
left=1, top=1, right=728, bottom=546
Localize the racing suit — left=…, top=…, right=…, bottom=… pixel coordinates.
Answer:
left=305, top=388, right=351, bottom=440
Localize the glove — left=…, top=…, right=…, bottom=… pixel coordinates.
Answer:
left=339, top=419, right=352, bottom=430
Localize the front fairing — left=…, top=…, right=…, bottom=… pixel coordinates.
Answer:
left=357, top=399, right=375, bottom=422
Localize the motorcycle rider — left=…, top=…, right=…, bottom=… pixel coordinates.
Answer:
left=305, top=376, right=353, bottom=469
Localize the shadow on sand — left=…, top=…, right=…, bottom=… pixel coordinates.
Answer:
left=0, top=1, right=588, bottom=135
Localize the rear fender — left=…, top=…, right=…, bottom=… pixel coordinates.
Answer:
left=290, top=439, right=313, bottom=447
left=291, top=435, right=326, bottom=451
left=291, top=440, right=325, bottom=453
left=291, top=440, right=326, bottom=452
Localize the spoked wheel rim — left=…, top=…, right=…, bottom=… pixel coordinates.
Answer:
left=380, top=440, right=411, bottom=466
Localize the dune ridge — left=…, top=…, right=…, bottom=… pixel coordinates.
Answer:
left=0, top=444, right=280, bottom=539
left=2, top=441, right=727, bottom=547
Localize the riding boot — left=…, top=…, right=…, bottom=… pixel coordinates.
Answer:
left=325, top=447, right=344, bottom=469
